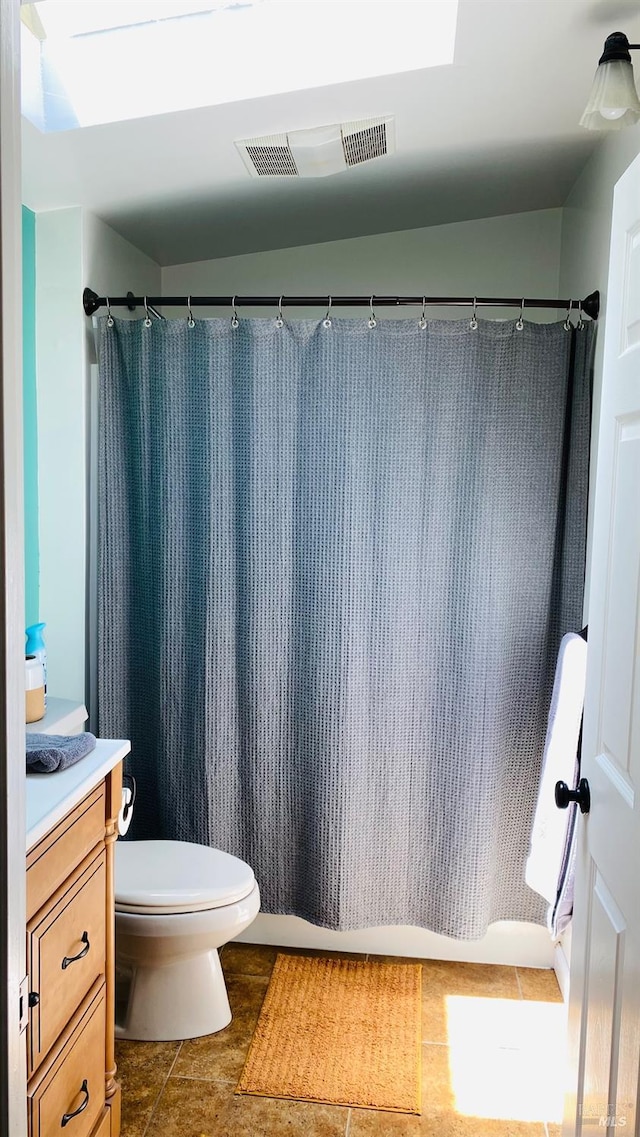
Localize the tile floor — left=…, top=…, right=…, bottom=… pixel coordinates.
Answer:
left=115, top=944, right=566, bottom=1137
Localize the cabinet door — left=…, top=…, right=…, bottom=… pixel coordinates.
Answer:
left=28, top=982, right=106, bottom=1137
left=28, top=852, right=106, bottom=1074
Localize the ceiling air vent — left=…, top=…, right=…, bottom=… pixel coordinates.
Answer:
left=341, top=118, right=392, bottom=167
left=235, top=116, right=394, bottom=178
left=242, top=136, right=298, bottom=177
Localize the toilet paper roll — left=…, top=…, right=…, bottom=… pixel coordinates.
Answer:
left=118, top=786, right=133, bottom=837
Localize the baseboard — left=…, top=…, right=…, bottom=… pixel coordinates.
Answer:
left=553, top=939, right=571, bottom=1002
left=237, top=914, right=555, bottom=967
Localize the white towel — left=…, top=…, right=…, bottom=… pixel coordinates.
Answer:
left=526, top=632, right=587, bottom=930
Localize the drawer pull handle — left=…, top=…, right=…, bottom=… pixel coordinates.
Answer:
left=61, top=931, right=90, bottom=970
left=60, top=1079, right=89, bottom=1127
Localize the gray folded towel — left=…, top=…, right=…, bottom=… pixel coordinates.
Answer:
left=26, top=731, right=97, bottom=774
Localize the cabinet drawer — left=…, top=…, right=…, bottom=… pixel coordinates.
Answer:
left=89, top=1110, right=111, bottom=1137
left=28, top=981, right=106, bottom=1137
left=28, top=852, right=106, bottom=1074
left=27, top=785, right=106, bottom=921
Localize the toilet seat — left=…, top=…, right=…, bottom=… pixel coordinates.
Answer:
left=115, top=840, right=255, bottom=914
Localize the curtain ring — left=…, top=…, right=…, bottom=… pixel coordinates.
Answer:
left=469, top=296, right=478, bottom=331
left=187, top=295, right=195, bottom=328
left=564, top=300, right=573, bottom=332
left=143, top=296, right=152, bottom=328
left=368, top=295, right=377, bottom=329
left=419, top=296, right=427, bottom=330
left=577, top=301, right=585, bottom=331
left=105, top=297, right=114, bottom=328
left=323, top=296, right=332, bottom=329
left=516, top=299, right=525, bottom=331
left=231, top=295, right=239, bottom=329
left=275, top=295, right=284, bottom=329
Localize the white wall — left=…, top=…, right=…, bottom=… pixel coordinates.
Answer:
left=560, top=123, right=640, bottom=619
left=36, top=208, right=86, bottom=702
left=36, top=209, right=160, bottom=709
left=163, top=207, right=564, bottom=323
left=560, top=125, right=640, bottom=325
left=82, top=213, right=161, bottom=725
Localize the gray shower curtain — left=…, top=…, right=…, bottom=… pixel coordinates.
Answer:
left=96, top=315, right=592, bottom=939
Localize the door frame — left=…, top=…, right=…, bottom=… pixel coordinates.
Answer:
left=0, top=0, right=27, bottom=1132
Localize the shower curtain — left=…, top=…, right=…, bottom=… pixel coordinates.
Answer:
left=96, top=315, right=592, bottom=939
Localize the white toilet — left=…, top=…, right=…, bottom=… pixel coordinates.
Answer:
left=114, top=840, right=260, bottom=1041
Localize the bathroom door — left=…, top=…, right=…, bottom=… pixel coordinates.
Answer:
left=563, top=149, right=640, bottom=1134
left=0, top=0, right=28, bottom=1133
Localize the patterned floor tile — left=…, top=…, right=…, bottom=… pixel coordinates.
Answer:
left=171, top=974, right=268, bottom=1083
left=115, top=1039, right=180, bottom=1137
left=516, top=968, right=563, bottom=1003
left=420, top=961, right=520, bottom=1044
left=221, top=942, right=278, bottom=977
left=115, top=956, right=563, bottom=1137
left=150, top=1076, right=349, bottom=1137
left=350, top=1043, right=546, bottom=1137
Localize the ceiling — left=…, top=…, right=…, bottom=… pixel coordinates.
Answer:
left=21, top=0, right=640, bottom=266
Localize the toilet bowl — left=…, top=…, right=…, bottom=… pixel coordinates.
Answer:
left=114, top=840, right=260, bottom=1041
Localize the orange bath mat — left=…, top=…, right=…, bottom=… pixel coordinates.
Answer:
left=236, top=953, right=422, bottom=1113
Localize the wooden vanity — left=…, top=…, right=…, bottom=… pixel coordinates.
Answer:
left=25, top=707, right=130, bottom=1137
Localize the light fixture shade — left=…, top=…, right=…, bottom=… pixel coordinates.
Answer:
left=287, top=125, right=347, bottom=178
left=580, top=59, right=640, bottom=130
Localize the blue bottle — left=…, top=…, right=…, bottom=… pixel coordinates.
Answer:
left=25, top=622, right=47, bottom=708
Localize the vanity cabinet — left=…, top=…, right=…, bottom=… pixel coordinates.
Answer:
left=26, top=762, right=123, bottom=1137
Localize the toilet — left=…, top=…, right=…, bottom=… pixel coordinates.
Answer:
left=114, top=840, right=260, bottom=1041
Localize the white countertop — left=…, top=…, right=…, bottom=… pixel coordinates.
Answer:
left=25, top=697, right=88, bottom=736
left=26, top=735, right=131, bottom=851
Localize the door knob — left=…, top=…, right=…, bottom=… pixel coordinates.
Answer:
left=555, top=778, right=590, bottom=814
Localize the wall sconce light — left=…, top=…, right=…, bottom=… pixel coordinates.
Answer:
left=580, top=31, right=640, bottom=130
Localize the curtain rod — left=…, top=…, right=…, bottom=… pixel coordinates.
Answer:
left=83, top=287, right=600, bottom=322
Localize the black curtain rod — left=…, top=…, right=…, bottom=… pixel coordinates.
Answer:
left=83, top=287, right=600, bottom=322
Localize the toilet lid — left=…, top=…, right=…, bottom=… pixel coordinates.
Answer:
left=115, top=840, right=256, bottom=913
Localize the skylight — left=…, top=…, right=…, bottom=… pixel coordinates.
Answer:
left=21, top=0, right=459, bottom=133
